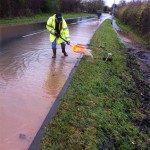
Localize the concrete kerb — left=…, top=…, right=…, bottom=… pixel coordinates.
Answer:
left=28, top=23, right=99, bottom=149
left=28, top=54, right=83, bottom=150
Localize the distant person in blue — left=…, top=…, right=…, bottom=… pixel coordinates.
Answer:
left=97, top=10, right=102, bottom=19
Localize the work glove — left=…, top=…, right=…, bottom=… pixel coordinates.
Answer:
left=66, top=41, right=70, bottom=45
left=54, top=32, right=60, bottom=38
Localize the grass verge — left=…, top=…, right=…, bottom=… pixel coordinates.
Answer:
left=0, top=13, right=95, bottom=25
left=39, top=19, right=149, bottom=149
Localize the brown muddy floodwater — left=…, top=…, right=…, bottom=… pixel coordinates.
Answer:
left=0, top=14, right=111, bottom=150
left=113, top=20, right=150, bottom=83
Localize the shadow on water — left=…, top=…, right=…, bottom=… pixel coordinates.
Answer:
left=45, top=57, right=67, bottom=98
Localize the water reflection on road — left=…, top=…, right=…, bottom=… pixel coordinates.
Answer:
left=0, top=14, right=110, bottom=150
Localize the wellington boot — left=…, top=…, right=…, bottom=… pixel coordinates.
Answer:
left=52, top=54, right=56, bottom=58
left=52, top=48, right=56, bottom=58
left=62, top=48, right=68, bottom=56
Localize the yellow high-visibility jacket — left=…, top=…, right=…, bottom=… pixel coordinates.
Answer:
left=46, top=14, right=70, bottom=44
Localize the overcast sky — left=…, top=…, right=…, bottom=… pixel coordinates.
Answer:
left=104, top=0, right=132, bottom=7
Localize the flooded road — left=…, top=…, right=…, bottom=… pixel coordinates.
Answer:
left=0, top=14, right=110, bottom=150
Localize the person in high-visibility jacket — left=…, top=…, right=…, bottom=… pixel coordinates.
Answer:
left=46, top=13, right=70, bottom=58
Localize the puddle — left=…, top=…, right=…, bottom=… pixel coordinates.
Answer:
left=117, top=30, right=136, bottom=43
left=113, top=20, right=150, bottom=83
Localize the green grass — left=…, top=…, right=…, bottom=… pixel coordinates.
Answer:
left=0, top=13, right=95, bottom=26
left=115, top=18, right=150, bottom=48
left=39, top=19, right=149, bottom=149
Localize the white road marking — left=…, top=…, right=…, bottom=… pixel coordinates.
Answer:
left=22, top=30, right=46, bottom=38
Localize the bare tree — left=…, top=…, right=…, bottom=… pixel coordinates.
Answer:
left=81, top=0, right=104, bottom=13
left=119, top=0, right=126, bottom=6
left=60, top=0, right=81, bottom=12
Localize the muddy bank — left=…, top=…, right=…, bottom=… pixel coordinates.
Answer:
left=113, top=20, right=150, bottom=135
left=126, top=53, right=150, bottom=137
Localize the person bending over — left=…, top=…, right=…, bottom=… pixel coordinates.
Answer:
left=46, top=13, right=70, bottom=58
